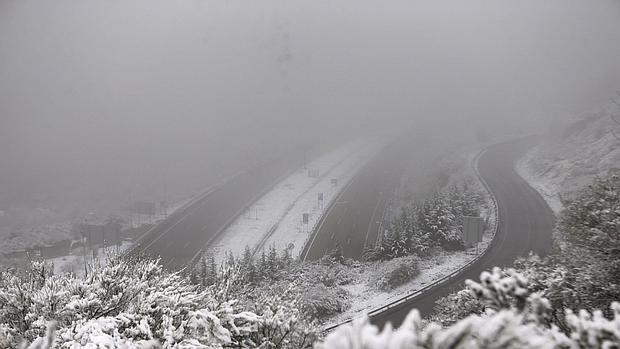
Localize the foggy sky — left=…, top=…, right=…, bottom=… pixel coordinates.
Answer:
left=1, top=0, right=619, bottom=216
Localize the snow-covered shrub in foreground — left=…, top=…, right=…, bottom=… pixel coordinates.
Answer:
left=372, top=256, right=420, bottom=291
left=319, top=304, right=620, bottom=349
left=9, top=264, right=620, bottom=348
left=320, top=268, right=620, bottom=349
left=0, top=256, right=317, bottom=348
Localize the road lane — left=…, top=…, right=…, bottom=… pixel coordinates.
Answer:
left=129, top=155, right=299, bottom=270
left=302, top=139, right=413, bottom=261
left=370, top=138, right=555, bottom=328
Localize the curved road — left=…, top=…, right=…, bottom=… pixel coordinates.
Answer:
left=370, top=137, right=555, bottom=328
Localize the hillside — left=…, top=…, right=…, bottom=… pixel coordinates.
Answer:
left=517, top=108, right=620, bottom=214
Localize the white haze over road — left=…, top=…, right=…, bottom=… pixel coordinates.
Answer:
left=1, top=0, right=619, bottom=229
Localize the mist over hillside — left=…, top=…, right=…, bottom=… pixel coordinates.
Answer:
left=1, top=0, right=620, bottom=221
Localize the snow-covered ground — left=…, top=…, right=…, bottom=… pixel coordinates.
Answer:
left=205, top=140, right=382, bottom=264
left=47, top=241, right=134, bottom=276
left=321, top=147, right=497, bottom=326
left=0, top=196, right=193, bottom=257
left=0, top=220, right=75, bottom=255
left=40, top=196, right=192, bottom=274
left=327, top=248, right=481, bottom=325
left=516, top=109, right=620, bottom=216
left=516, top=154, right=564, bottom=215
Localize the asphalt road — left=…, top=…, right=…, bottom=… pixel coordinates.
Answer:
left=128, top=155, right=298, bottom=270
left=302, top=139, right=413, bottom=261
left=370, top=138, right=555, bottom=328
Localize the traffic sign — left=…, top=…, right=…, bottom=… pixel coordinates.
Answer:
left=462, top=216, right=484, bottom=247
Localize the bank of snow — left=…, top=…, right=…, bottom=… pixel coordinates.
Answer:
left=516, top=109, right=620, bottom=216
left=205, top=140, right=381, bottom=264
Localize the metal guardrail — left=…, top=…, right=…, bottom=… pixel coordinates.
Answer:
left=322, top=147, right=500, bottom=332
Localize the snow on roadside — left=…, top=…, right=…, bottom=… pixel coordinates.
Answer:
left=515, top=111, right=620, bottom=217
left=47, top=241, right=134, bottom=276
left=259, top=142, right=381, bottom=259
left=321, top=147, right=497, bottom=327
left=515, top=151, right=564, bottom=215
left=327, top=249, right=477, bottom=324
left=205, top=140, right=381, bottom=264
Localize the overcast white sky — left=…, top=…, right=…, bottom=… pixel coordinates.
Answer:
left=1, top=0, right=619, bottom=215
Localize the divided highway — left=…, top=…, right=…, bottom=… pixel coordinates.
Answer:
left=128, top=155, right=299, bottom=270
left=302, top=139, right=413, bottom=261
left=370, top=138, right=555, bottom=328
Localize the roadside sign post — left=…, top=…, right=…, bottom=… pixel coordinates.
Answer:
left=318, top=192, right=324, bottom=209
left=462, top=216, right=484, bottom=250
left=302, top=213, right=309, bottom=233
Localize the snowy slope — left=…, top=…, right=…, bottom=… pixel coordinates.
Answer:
left=516, top=109, right=620, bottom=215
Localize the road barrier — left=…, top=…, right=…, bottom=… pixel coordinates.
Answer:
left=322, top=147, right=500, bottom=332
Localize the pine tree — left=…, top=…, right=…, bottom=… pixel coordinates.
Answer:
left=380, top=229, right=395, bottom=260
left=267, top=245, right=279, bottom=277
left=242, top=246, right=257, bottom=283
left=205, top=255, right=217, bottom=286
left=200, top=255, right=208, bottom=286
left=258, top=249, right=267, bottom=280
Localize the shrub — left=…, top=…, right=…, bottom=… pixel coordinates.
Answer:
left=373, top=256, right=420, bottom=291
left=300, top=285, right=350, bottom=320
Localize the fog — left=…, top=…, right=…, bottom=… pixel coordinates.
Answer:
left=1, top=0, right=620, bottom=219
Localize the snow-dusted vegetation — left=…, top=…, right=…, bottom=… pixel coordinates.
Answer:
left=0, top=256, right=318, bottom=348
left=320, top=269, right=620, bottom=349
left=363, top=184, right=484, bottom=261
left=429, top=171, right=620, bottom=341
left=517, top=106, right=620, bottom=214
left=1, top=172, right=618, bottom=348
left=195, top=180, right=489, bottom=326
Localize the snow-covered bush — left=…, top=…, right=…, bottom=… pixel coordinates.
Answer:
left=319, top=269, right=620, bottom=349
left=434, top=172, right=620, bottom=329
left=0, top=255, right=319, bottom=348
left=560, top=172, right=620, bottom=294
left=371, top=184, right=481, bottom=261
left=372, top=256, right=420, bottom=291
left=319, top=305, right=620, bottom=349
left=245, top=286, right=319, bottom=348
left=300, top=284, right=350, bottom=320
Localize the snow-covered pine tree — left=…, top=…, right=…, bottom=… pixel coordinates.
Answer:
left=242, top=246, right=258, bottom=283
left=267, top=245, right=279, bottom=276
